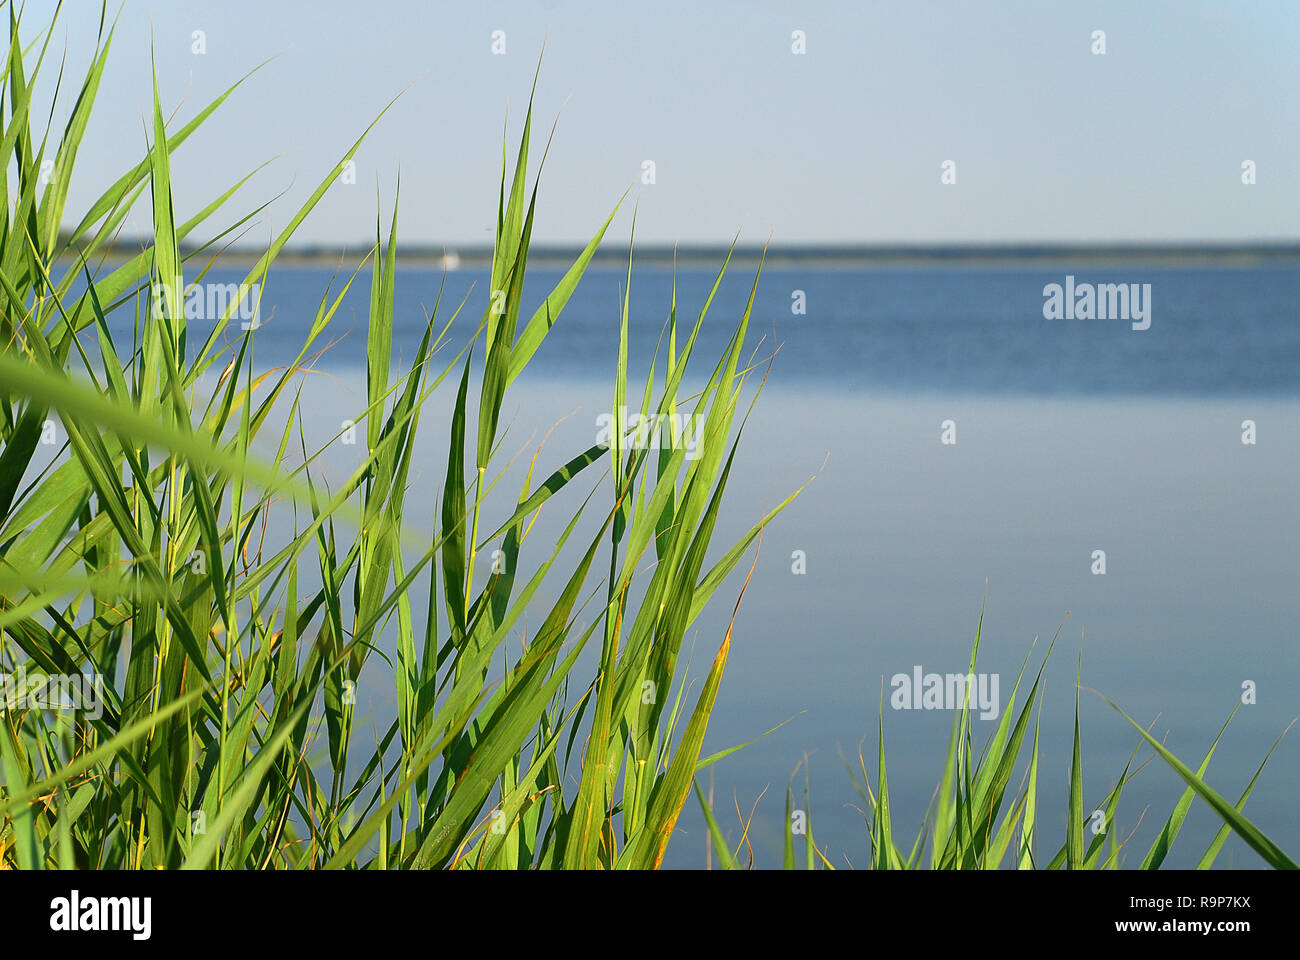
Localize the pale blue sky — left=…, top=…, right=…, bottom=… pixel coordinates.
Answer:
left=22, top=0, right=1300, bottom=246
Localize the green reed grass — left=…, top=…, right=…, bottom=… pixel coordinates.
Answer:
left=695, top=605, right=1296, bottom=869
left=0, top=3, right=804, bottom=869
left=0, top=4, right=1292, bottom=871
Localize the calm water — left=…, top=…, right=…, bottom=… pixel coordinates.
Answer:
left=166, top=261, right=1300, bottom=395
left=116, top=260, right=1300, bottom=868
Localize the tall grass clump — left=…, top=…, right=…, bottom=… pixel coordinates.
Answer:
left=696, top=607, right=1297, bottom=870
left=2, top=5, right=1291, bottom=874
left=0, top=4, right=803, bottom=868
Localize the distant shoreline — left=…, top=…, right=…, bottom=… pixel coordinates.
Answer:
left=62, top=241, right=1300, bottom=271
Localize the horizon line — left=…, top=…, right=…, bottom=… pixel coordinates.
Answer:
left=68, top=237, right=1300, bottom=268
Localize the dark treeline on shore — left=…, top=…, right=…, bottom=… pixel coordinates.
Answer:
left=60, top=233, right=1300, bottom=269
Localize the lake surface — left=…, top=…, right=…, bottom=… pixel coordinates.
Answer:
left=118, top=259, right=1300, bottom=868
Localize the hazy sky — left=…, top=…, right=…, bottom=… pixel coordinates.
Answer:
left=21, top=0, right=1300, bottom=247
